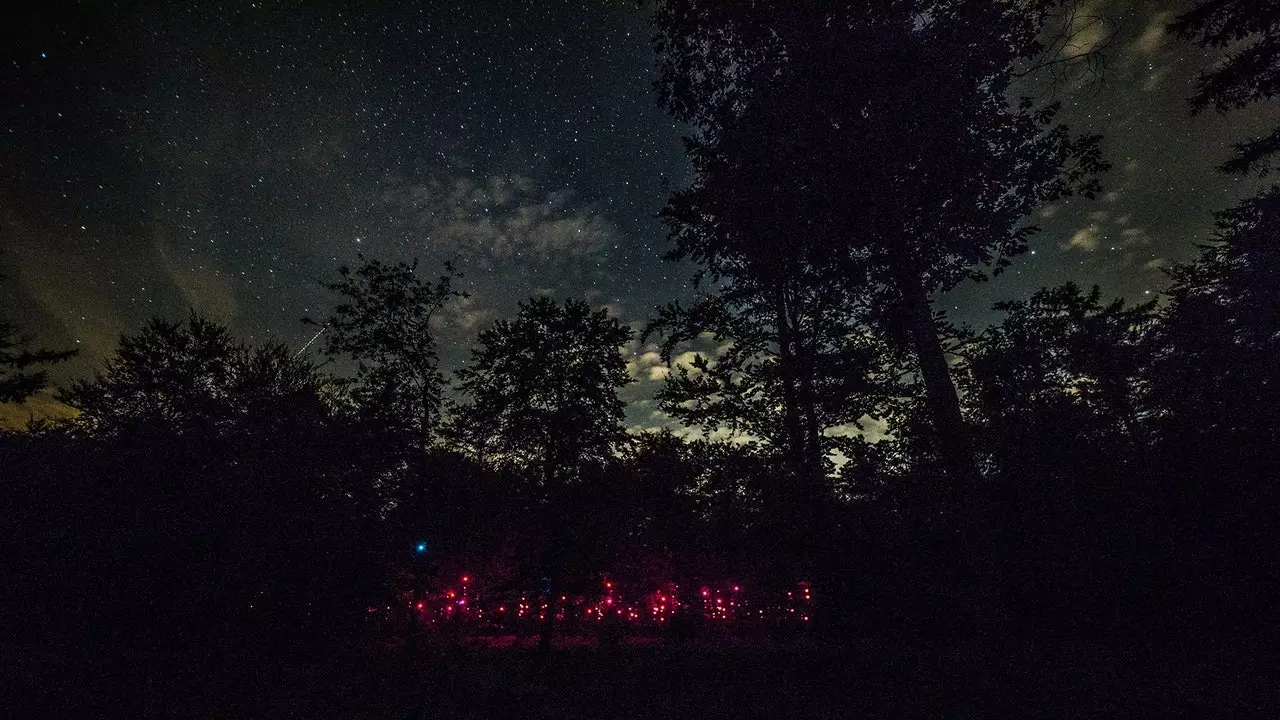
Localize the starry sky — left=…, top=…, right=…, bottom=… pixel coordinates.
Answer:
left=0, top=0, right=1273, bottom=429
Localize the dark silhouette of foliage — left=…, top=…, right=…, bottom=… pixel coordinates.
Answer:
left=0, top=266, right=75, bottom=404
left=0, top=320, right=75, bottom=405
left=1172, top=0, right=1280, bottom=176
left=308, top=254, right=463, bottom=446
left=60, top=312, right=248, bottom=434
left=455, top=296, right=632, bottom=478
left=12, top=312, right=375, bottom=706
left=652, top=0, right=1108, bottom=483
left=1147, top=188, right=1280, bottom=487
left=646, top=272, right=893, bottom=481
left=453, top=295, right=632, bottom=653
left=959, top=283, right=1154, bottom=471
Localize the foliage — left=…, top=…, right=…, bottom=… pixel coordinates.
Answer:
left=309, top=254, right=463, bottom=445
left=454, top=296, right=632, bottom=485
left=0, top=266, right=75, bottom=404
left=651, top=0, right=1108, bottom=481
left=1172, top=0, right=1280, bottom=176
left=958, top=282, right=1155, bottom=471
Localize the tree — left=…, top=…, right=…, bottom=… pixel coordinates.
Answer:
left=308, top=254, right=463, bottom=447
left=0, top=266, right=75, bottom=404
left=60, top=311, right=242, bottom=435
left=50, top=311, right=371, bottom=660
left=453, top=296, right=632, bottom=654
left=652, top=0, right=1107, bottom=483
left=646, top=270, right=899, bottom=573
left=959, top=283, right=1154, bottom=472
left=952, top=284, right=1169, bottom=631
left=1172, top=0, right=1280, bottom=176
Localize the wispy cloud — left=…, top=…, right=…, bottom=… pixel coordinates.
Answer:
left=378, top=173, right=615, bottom=264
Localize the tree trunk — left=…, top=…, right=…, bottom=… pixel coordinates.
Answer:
left=773, top=283, right=807, bottom=482
left=537, top=451, right=560, bottom=660
left=898, top=267, right=979, bottom=485
left=537, top=570, right=558, bottom=659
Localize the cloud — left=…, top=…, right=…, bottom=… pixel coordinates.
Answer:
left=1132, top=11, right=1172, bottom=57
left=825, top=415, right=891, bottom=443
left=153, top=228, right=237, bottom=323
left=1120, top=227, right=1152, bottom=247
left=1065, top=225, right=1102, bottom=252
left=378, top=173, right=615, bottom=264
left=626, top=348, right=668, bottom=381
left=433, top=293, right=495, bottom=334
left=1143, top=257, right=1168, bottom=273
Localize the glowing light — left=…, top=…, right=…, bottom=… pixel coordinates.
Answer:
left=605, top=596, right=614, bottom=605
left=604, top=580, right=613, bottom=589
left=733, top=585, right=740, bottom=592
left=414, top=542, right=427, bottom=553
left=415, top=602, right=424, bottom=610
left=461, top=575, right=470, bottom=584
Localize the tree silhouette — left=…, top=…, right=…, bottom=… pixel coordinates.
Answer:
left=0, top=266, right=75, bottom=404
left=454, top=296, right=632, bottom=654
left=308, top=254, right=463, bottom=447
left=39, top=311, right=371, bottom=679
left=1172, top=0, right=1280, bottom=176
left=652, top=0, right=1107, bottom=483
left=60, top=312, right=242, bottom=434
left=646, top=271, right=896, bottom=580
left=960, top=283, right=1154, bottom=471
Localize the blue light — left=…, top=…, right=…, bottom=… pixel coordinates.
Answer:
left=415, top=542, right=427, bottom=554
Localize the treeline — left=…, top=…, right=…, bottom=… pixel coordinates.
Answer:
left=1, top=0, right=1277, bottom=693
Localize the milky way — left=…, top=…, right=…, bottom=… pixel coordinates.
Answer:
left=1, top=0, right=1273, bottom=428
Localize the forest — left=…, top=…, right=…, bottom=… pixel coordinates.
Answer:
left=2, top=1, right=1277, bottom=717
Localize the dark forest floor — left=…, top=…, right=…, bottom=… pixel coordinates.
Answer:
left=10, top=633, right=1275, bottom=719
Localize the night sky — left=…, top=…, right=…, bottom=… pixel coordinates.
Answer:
left=1, top=0, right=1273, bottom=429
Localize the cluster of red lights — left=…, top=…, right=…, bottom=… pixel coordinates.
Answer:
left=389, top=575, right=816, bottom=629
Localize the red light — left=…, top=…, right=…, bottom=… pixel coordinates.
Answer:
left=415, top=602, right=424, bottom=610
left=604, top=581, right=613, bottom=589
left=605, top=597, right=614, bottom=605
left=733, top=585, right=740, bottom=592
left=447, top=590, right=456, bottom=598
left=701, top=588, right=709, bottom=598
left=498, top=605, right=506, bottom=612
left=461, top=575, right=470, bottom=584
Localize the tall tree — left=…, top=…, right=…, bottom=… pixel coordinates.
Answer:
left=1147, top=189, right=1280, bottom=466
left=453, top=296, right=632, bottom=654
left=652, top=0, right=1107, bottom=483
left=646, top=269, right=898, bottom=569
left=1157, top=1, right=1280, bottom=646
left=309, top=254, right=462, bottom=447
left=61, top=311, right=242, bottom=435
